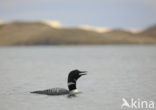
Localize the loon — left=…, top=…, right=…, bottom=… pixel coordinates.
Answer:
left=30, top=69, right=87, bottom=96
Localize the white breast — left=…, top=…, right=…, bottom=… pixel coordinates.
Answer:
left=69, top=89, right=80, bottom=95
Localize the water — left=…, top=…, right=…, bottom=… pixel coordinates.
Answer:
left=0, top=45, right=156, bottom=110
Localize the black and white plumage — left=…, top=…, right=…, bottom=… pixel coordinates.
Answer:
left=30, top=69, right=87, bottom=96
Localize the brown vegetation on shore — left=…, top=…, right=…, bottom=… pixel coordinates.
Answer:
left=0, top=21, right=156, bottom=46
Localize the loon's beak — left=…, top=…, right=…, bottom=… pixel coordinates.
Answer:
left=79, top=71, right=87, bottom=76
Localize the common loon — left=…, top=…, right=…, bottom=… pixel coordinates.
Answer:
left=30, top=69, right=87, bottom=96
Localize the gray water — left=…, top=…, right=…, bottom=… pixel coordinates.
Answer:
left=0, top=45, right=156, bottom=110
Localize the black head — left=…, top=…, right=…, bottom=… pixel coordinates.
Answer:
left=68, top=69, right=87, bottom=91
left=68, top=69, right=87, bottom=82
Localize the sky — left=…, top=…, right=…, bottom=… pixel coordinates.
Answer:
left=0, top=0, right=156, bottom=29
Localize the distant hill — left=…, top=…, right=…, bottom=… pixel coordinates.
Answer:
left=0, top=21, right=156, bottom=46
left=138, top=25, right=156, bottom=37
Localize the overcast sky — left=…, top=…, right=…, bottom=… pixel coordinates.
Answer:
left=1, top=0, right=156, bottom=29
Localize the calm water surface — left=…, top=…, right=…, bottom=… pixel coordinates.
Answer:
left=0, top=45, right=156, bottom=110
